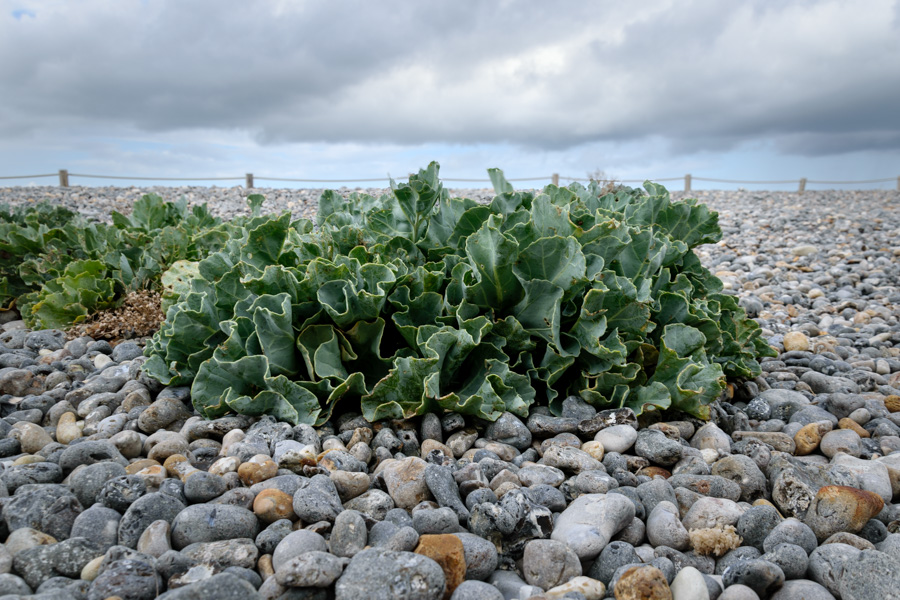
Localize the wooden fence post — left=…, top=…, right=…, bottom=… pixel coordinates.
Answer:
left=58, top=169, right=69, bottom=187
left=246, top=173, right=254, bottom=189
left=551, top=173, right=559, bottom=186
left=798, top=178, right=807, bottom=194
left=684, top=174, right=692, bottom=192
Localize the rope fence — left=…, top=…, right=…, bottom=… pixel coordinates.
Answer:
left=1, top=170, right=899, bottom=193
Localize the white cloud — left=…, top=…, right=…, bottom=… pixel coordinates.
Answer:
left=0, top=0, right=898, bottom=185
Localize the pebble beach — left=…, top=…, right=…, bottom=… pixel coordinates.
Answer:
left=0, top=185, right=899, bottom=600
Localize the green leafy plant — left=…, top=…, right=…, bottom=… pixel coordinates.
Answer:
left=0, top=195, right=228, bottom=330
left=144, top=163, right=774, bottom=425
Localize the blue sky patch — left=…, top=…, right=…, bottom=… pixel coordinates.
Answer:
left=11, top=8, right=36, bottom=20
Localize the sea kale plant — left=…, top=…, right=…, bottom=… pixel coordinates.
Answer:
left=0, top=195, right=226, bottom=329
left=143, top=162, right=774, bottom=425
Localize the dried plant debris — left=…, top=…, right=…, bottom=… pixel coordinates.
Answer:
left=68, top=288, right=163, bottom=342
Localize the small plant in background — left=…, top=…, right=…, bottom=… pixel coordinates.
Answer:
left=0, top=194, right=231, bottom=332
left=587, top=168, right=621, bottom=194
left=143, top=162, right=774, bottom=426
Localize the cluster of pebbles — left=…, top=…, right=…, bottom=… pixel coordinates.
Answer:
left=0, top=186, right=898, bottom=600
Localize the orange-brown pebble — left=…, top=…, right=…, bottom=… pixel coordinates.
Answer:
left=163, top=454, right=198, bottom=481
left=238, top=457, right=278, bottom=486
left=804, top=485, right=884, bottom=541
left=838, top=418, right=870, bottom=438
left=135, top=464, right=167, bottom=487
left=794, top=422, right=827, bottom=455
left=125, top=458, right=160, bottom=475
left=637, top=467, right=671, bottom=479
left=253, top=489, right=297, bottom=524
left=782, top=331, right=810, bottom=352
left=614, top=566, right=672, bottom=600
left=414, top=534, right=466, bottom=600
left=885, top=395, right=900, bottom=413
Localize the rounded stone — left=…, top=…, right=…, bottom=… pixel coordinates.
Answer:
left=275, top=550, right=346, bottom=587
left=736, top=504, right=782, bottom=550
left=58, top=440, right=128, bottom=475
left=763, top=518, right=818, bottom=555
left=484, top=412, right=532, bottom=450
left=98, top=475, right=147, bottom=512
left=70, top=461, right=129, bottom=508
left=450, top=580, right=504, bottom=600
left=331, top=510, right=367, bottom=558
left=136, top=520, right=171, bottom=558
left=415, top=534, right=466, bottom=598
left=793, top=422, right=828, bottom=456
left=0, top=573, right=33, bottom=596
left=839, top=549, right=900, bottom=600
left=808, top=543, right=861, bottom=596
left=117, top=492, right=185, bottom=549
left=451, top=532, right=498, bottom=581
left=183, top=471, right=228, bottom=503
left=170, top=504, right=259, bottom=549
left=335, top=548, right=446, bottom=600
left=820, top=429, right=861, bottom=458
left=292, top=474, right=344, bottom=522
left=718, top=584, right=760, bottom=600
left=109, top=431, right=143, bottom=459
left=517, top=464, right=566, bottom=487
left=55, top=412, right=82, bottom=445
left=552, top=493, right=637, bottom=560
left=237, top=456, right=278, bottom=486
left=761, top=543, right=809, bottom=580
left=722, top=559, right=785, bottom=597
left=70, top=506, right=121, bottom=553
left=596, top=425, right=639, bottom=454
left=253, top=488, right=296, bottom=524
left=11, top=422, right=53, bottom=454
left=682, top=497, right=743, bottom=531
left=254, top=519, right=292, bottom=556
left=272, top=529, right=328, bottom=571
left=635, top=430, right=683, bottom=467
left=711, top=455, right=767, bottom=503
left=344, top=489, right=396, bottom=522
left=87, top=558, right=161, bottom=600
left=647, top=501, right=690, bottom=551
left=770, top=580, right=836, bottom=600
left=381, top=456, right=432, bottom=510
left=804, top=486, right=884, bottom=542
left=522, top=538, right=582, bottom=590
left=669, top=566, right=710, bottom=600
left=691, top=423, right=731, bottom=453
left=783, top=332, right=810, bottom=352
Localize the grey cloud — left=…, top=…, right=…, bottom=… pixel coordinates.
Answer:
left=1, top=0, right=898, bottom=157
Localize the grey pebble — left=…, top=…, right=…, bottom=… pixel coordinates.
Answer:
left=449, top=580, right=504, bottom=600
left=292, top=474, right=344, bottom=522
left=723, top=559, right=785, bottom=597
left=334, top=548, right=445, bottom=600
left=87, top=559, right=161, bottom=600
left=330, top=509, right=367, bottom=558
left=762, top=543, right=810, bottom=580
left=839, top=549, right=900, bottom=600
left=169, top=503, right=258, bottom=549
left=272, top=529, right=328, bottom=571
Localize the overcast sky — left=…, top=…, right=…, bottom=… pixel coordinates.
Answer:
left=2, top=0, right=899, bottom=190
